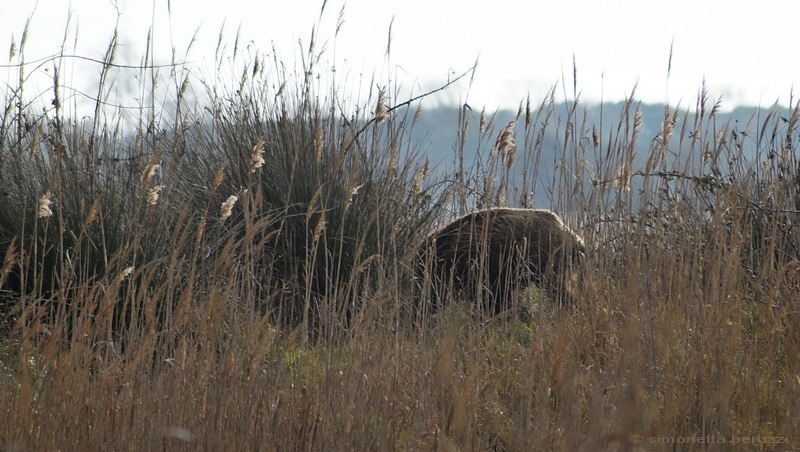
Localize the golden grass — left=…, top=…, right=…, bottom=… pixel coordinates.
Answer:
left=2, top=267, right=796, bottom=451
left=1, top=9, right=799, bottom=452
left=3, top=102, right=798, bottom=450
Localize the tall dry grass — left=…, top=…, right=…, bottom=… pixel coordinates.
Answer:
left=1, top=7, right=799, bottom=452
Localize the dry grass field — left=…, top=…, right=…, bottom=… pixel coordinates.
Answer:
left=1, top=10, right=799, bottom=451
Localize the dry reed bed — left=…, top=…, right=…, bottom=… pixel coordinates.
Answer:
left=1, top=10, right=799, bottom=451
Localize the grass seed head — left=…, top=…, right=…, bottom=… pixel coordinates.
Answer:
left=143, top=163, right=160, bottom=184
left=212, top=164, right=226, bottom=192
left=412, top=161, right=430, bottom=198
left=0, top=241, right=16, bottom=288
left=615, top=162, right=632, bottom=191
left=147, top=185, right=165, bottom=206
left=84, top=199, right=100, bottom=226
left=634, top=107, right=643, bottom=130
left=250, top=139, right=266, bottom=173
left=114, top=266, right=134, bottom=284
left=38, top=191, right=53, bottom=218
left=220, top=195, right=238, bottom=221
left=314, top=126, right=324, bottom=164
left=344, top=183, right=363, bottom=212
left=496, top=120, right=517, bottom=154
left=375, top=90, right=389, bottom=124
left=312, top=212, right=326, bottom=243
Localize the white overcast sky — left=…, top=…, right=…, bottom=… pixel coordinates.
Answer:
left=2, top=0, right=799, bottom=112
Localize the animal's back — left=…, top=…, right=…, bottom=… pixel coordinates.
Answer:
left=416, top=208, right=585, bottom=314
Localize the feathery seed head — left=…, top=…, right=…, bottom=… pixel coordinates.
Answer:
left=496, top=120, right=517, bottom=154
left=38, top=191, right=53, bottom=218
left=85, top=199, right=100, bottom=226
left=413, top=104, right=423, bottom=124
left=344, top=183, right=364, bottom=212
left=147, top=185, right=165, bottom=206
left=615, top=163, right=632, bottom=192
left=634, top=107, right=643, bottom=130
left=387, top=143, right=398, bottom=181
left=312, top=212, right=326, bottom=243
left=212, top=164, right=226, bottom=192
left=313, top=126, right=324, bottom=164
left=220, top=195, right=238, bottom=221
left=661, top=108, right=679, bottom=143
left=249, top=139, right=266, bottom=173
left=113, top=266, right=134, bottom=285
left=375, top=90, right=389, bottom=124
left=412, top=162, right=430, bottom=198
left=143, top=163, right=160, bottom=184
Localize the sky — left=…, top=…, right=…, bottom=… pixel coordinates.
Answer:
left=2, top=0, right=799, bottom=114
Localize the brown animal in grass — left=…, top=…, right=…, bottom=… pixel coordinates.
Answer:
left=416, top=208, right=585, bottom=314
